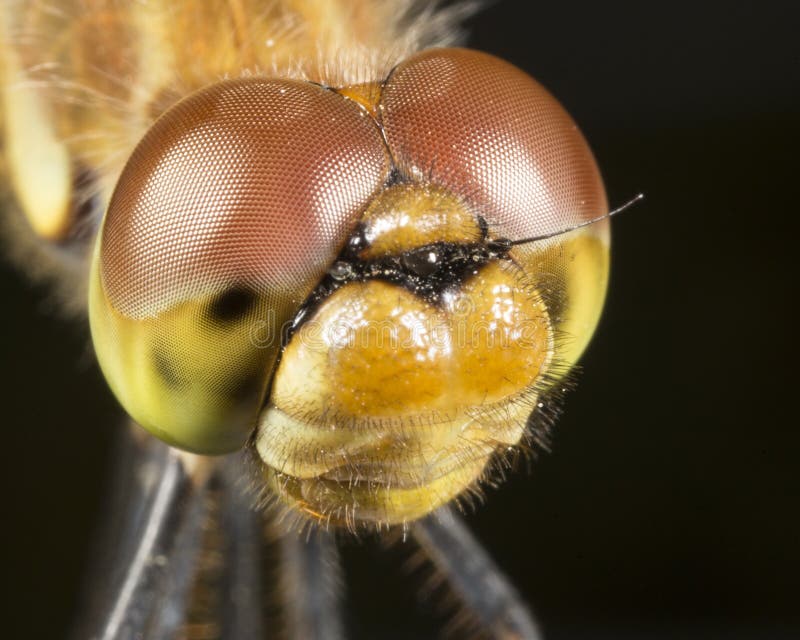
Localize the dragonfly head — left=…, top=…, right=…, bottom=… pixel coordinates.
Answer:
left=89, top=48, right=610, bottom=526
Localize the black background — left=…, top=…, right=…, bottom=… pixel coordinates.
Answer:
left=2, top=1, right=798, bottom=638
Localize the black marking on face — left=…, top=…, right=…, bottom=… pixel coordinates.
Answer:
left=401, top=246, right=442, bottom=277
left=286, top=234, right=515, bottom=342
left=477, top=215, right=489, bottom=241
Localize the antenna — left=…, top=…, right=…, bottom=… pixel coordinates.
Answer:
left=505, top=193, right=644, bottom=247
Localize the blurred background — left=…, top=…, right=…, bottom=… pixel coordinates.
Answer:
left=2, top=0, right=798, bottom=638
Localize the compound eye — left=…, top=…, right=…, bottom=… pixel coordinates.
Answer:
left=380, top=48, right=607, bottom=239
left=90, top=78, right=390, bottom=454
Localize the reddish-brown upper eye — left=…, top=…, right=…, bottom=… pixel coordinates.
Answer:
left=379, top=48, right=606, bottom=239
left=101, top=78, right=390, bottom=318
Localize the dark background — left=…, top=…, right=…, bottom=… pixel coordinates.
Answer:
left=2, top=1, right=798, bottom=638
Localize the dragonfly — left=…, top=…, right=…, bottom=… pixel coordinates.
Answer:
left=1, top=1, right=625, bottom=638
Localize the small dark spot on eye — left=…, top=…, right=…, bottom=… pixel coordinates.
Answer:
left=229, top=370, right=263, bottom=404
left=152, top=350, right=185, bottom=390
left=207, top=286, right=257, bottom=323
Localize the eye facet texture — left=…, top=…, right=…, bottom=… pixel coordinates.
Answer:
left=101, top=78, right=389, bottom=319
left=381, top=48, right=606, bottom=239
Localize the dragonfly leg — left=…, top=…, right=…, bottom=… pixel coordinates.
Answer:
left=412, top=506, right=544, bottom=640
left=216, top=456, right=268, bottom=640
left=279, top=526, right=344, bottom=640
left=80, top=437, right=212, bottom=640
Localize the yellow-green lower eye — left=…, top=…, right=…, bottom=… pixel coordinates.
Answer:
left=89, top=263, right=284, bottom=453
